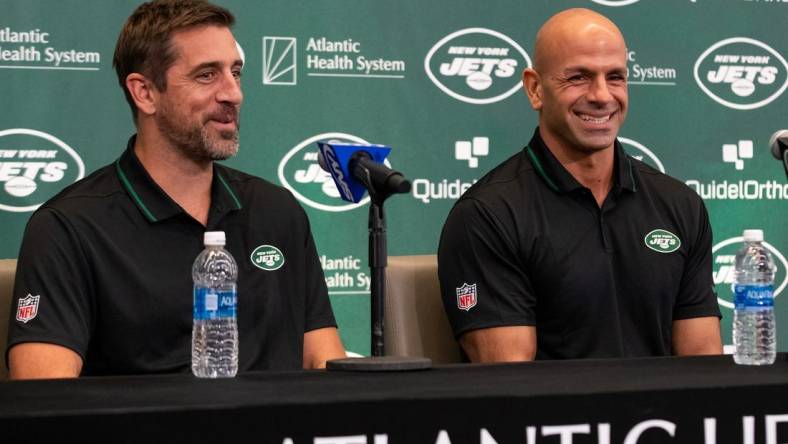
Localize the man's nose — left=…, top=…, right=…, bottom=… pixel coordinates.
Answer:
left=216, top=71, right=243, bottom=106
left=586, top=76, right=614, bottom=104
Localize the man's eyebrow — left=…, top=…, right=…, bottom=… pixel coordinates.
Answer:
left=561, top=66, right=627, bottom=75
left=187, top=60, right=243, bottom=76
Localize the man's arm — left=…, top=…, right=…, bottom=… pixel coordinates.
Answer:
left=459, top=326, right=536, bottom=363
left=8, top=343, right=82, bottom=379
left=303, top=327, right=346, bottom=369
left=672, top=317, right=722, bottom=356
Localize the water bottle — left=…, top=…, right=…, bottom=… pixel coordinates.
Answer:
left=192, top=231, right=238, bottom=377
left=732, top=229, right=776, bottom=365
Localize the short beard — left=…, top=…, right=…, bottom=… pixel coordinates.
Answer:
left=155, top=105, right=240, bottom=163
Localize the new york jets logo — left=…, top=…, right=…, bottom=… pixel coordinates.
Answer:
left=644, top=229, right=681, bottom=253
left=250, top=245, right=285, bottom=271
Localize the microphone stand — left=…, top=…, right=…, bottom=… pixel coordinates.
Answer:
left=326, top=168, right=431, bottom=371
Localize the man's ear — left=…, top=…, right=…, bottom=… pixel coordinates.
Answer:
left=125, top=73, right=158, bottom=116
left=522, top=68, right=543, bottom=111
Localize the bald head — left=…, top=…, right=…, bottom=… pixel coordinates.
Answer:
left=533, top=8, right=625, bottom=73
left=521, top=8, right=629, bottom=159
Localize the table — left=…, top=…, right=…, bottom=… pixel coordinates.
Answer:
left=1, top=354, right=787, bottom=443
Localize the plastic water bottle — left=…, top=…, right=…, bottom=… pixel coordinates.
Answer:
left=192, top=231, right=238, bottom=377
left=732, top=229, right=776, bottom=365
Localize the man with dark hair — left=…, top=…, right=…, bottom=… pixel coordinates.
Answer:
left=6, top=0, right=345, bottom=379
left=438, top=8, right=722, bottom=362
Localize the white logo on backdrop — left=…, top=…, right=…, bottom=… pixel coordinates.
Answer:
left=722, top=140, right=753, bottom=170
left=455, top=137, right=489, bottom=168
left=278, top=132, right=395, bottom=212
left=713, top=236, right=788, bottom=309
left=694, top=37, right=788, bottom=110
left=425, top=28, right=531, bottom=105
left=263, top=36, right=297, bottom=85
left=0, top=128, right=85, bottom=212
left=590, top=0, right=640, bottom=6
left=235, top=41, right=245, bottom=65
left=618, top=137, right=666, bottom=173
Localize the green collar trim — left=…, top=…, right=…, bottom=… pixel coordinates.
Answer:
left=624, top=153, right=638, bottom=192
left=526, top=145, right=560, bottom=193
left=115, top=157, right=157, bottom=222
left=216, top=171, right=242, bottom=210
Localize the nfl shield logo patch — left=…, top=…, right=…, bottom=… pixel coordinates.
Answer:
left=16, top=294, right=40, bottom=323
left=456, top=283, right=477, bottom=311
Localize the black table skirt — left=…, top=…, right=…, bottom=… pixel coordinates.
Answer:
left=1, top=354, right=787, bottom=443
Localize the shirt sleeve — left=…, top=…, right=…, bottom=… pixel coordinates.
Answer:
left=300, top=211, right=337, bottom=332
left=673, top=197, right=722, bottom=320
left=6, top=207, right=93, bottom=361
left=437, top=198, right=535, bottom=338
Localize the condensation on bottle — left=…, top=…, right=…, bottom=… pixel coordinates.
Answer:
left=192, top=231, right=238, bottom=378
left=732, top=229, right=776, bottom=365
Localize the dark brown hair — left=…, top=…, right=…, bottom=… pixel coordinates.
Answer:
left=112, top=0, right=235, bottom=120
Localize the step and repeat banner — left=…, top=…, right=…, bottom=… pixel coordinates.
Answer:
left=1, top=0, right=786, bottom=356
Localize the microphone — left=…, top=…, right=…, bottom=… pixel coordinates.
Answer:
left=769, top=130, right=788, bottom=160
left=317, top=142, right=411, bottom=203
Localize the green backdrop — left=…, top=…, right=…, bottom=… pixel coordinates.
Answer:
left=1, top=0, right=786, bottom=356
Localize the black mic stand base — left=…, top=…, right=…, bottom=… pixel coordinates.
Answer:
left=326, top=356, right=432, bottom=371
left=326, top=181, right=429, bottom=372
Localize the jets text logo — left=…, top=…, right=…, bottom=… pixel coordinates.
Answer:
left=694, top=37, right=788, bottom=110
left=278, top=132, right=372, bottom=212
left=425, top=28, right=531, bottom=105
left=0, top=129, right=85, bottom=212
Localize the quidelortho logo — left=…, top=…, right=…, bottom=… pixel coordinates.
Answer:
left=412, top=137, right=483, bottom=204
left=590, top=0, right=640, bottom=5
left=279, top=132, right=381, bottom=212
left=713, top=236, right=788, bottom=309
left=619, top=137, right=666, bottom=173
left=455, top=137, right=489, bottom=168
left=722, top=140, right=753, bottom=170
left=694, top=37, right=788, bottom=110
left=425, top=28, right=531, bottom=105
left=0, top=129, right=85, bottom=212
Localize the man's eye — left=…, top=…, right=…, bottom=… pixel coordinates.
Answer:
left=568, top=74, right=585, bottom=81
left=197, top=71, right=216, bottom=81
left=232, top=70, right=242, bottom=79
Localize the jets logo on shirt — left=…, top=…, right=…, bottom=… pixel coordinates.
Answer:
left=644, top=229, right=681, bottom=253
left=16, top=294, right=39, bottom=323
left=456, top=283, right=477, bottom=311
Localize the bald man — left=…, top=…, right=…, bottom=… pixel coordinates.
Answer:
left=438, top=9, right=722, bottom=362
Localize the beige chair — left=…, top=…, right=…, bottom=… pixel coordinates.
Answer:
left=0, top=259, right=17, bottom=380
left=384, top=255, right=462, bottom=364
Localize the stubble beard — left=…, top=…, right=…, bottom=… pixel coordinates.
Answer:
left=155, top=104, right=240, bottom=163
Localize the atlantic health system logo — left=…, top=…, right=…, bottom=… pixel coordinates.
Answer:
left=694, top=37, right=788, bottom=110
left=0, top=128, right=85, bottom=212
left=425, top=28, right=531, bottom=105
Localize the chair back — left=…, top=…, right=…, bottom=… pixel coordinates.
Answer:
left=384, top=255, right=462, bottom=364
left=0, top=259, right=17, bottom=380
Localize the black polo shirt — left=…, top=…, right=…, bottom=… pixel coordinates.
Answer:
left=7, top=136, right=336, bottom=375
left=438, top=128, right=721, bottom=359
